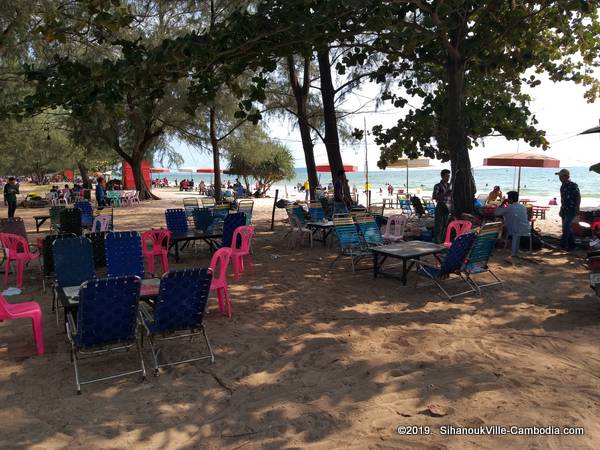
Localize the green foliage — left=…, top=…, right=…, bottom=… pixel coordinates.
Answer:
left=226, top=124, right=294, bottom=194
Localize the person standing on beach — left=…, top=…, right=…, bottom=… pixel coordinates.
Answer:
left=432, top=169, right=451, bottom=243
left=3, top=177, right=19, bottom=218
left=556, top=169, right=580, bottom=251
left=95, top=176, right=106, bottom=209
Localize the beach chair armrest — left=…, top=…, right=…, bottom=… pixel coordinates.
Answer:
left=66, top=312, right=77, bottom=342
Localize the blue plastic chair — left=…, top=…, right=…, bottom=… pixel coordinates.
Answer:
left=105, top=231, right=145, bottom=278
left=165, top=208, right=188, bottom=234
left=413, top=232, right=477, bottom=299
left=53, top=236, right=96, bottom=324
left=66, top=276, right=144, bottom=393
left=139, top=268, right=214, bottom=375
left=331, top=216, right=371, bottom=272
left=74, top=200, right=94, bottom=227
left=221, top=212, right=246, bottom=248
left=462, top=222, right=504, bottom=293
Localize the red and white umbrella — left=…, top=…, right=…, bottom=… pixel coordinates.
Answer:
left=315, top=164, right=358, bottom=173
left=150, top=167, right=170, bottom=173
left=196, top=168, right=223, bottom=173
left=483, top=152, right=560, bottom=193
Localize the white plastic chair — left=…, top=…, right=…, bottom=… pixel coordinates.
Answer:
left=383, top=214, right=407, bottom=242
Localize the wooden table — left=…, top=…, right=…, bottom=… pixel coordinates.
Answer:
left=371, top=241, right=446, bottom=285
left=169, top=230, right=223, bottom=262
left=33, top=215, right=51, bottom=232
left=305, top=220, right=334, bottom=246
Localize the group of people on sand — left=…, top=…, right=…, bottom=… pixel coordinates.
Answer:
left=431, top=168, right=580, bottom=255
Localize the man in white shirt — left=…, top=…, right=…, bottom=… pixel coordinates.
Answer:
left=494, top=191, right=530, bottom=257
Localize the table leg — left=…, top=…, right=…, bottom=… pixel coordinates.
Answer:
left=373, top=253, right=378, bottom=278
left=402, top=258, right=408, bottom=285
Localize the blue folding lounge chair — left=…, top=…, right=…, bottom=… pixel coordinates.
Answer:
left=462, top=222, right=504, bottom=293
left=59, top=208, right=83, bottom=236
left=105, top=231, right=145, bottom=278
left=86, top=231, right=108, bottom=269
left=41, top=232, right=76, bottom=293
left=192, top=207, right=214, bottom=233
left=139, top=268, right=214, bottom=375
left=308, top=202, right=325, bottom=221
left=331, top=216, right=371, bottom=272
left=236, top=199, right=254, bottom=225
left=183, top=198, right=199, bottom=227
left=354, top=214, right=385, bottom=247
left=66, top=276, right=145, bottom=393
left=399, top=199, right=413, bottom=216
left=165, top=208, right=188, bottom=234
left=413, top=232, right=477, bottom=300
left=211, top=204, right=230, bottom=231
left=221, top=212, right=246, bottom=248
left=74, top=200, right=94, bottom=228
left=53, top=236, right=96, bottom=325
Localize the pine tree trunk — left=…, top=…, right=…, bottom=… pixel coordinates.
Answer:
left=210, top=108, right=222, bottom=202
left=287, top=55, right=319, bottom=202
left=317, top=48, right=351, bottom=203
left=446, top=57, right=475, bottom=216
left=130, top=156, right=157, bottom=200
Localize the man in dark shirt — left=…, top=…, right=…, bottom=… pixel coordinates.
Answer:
left=432, top=169, right=451, bottom=243
left=556, top=168, right=580, bottom=251
left=3, top=177, right=19, bottom=218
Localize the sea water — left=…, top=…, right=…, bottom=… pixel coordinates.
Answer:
left=154, top=166, right=599, bottom=206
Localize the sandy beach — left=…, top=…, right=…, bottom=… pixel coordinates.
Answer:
left=1, top=186, right=599, bottom=449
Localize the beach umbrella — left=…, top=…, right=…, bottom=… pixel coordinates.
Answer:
left=579, top=123, right=600, bottom=173
left=150, top=167, right=170, bottom=173
left=178, top=167, right=197, bottom=173
left=387, top=158, right=430, bottom=192
left=483, top=152, right=560, bottom=193
left=315, top=164, right=358, bottom=173
left=196, top=168, right=223, bottom=173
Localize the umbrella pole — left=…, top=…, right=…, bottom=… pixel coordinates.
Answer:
left=517, top=167, right=522, bottom=195
left=406, top=166, right=409, bottom=196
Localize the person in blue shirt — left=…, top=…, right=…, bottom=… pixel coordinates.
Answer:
left=95, top=176, right=106, bottom=209
left=494, top=191, right=530, bottom=257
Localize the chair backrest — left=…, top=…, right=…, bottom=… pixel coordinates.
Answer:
left=151, top=268, right=212, bottom=333
left=49, top=206, right=66, bottom=231
left=105, top=231, right=144, bottom=278
left=222, top=213, right=246, bottom=248
left=438, top=232, right=477, bottom=276
left=354, top=215, right=384, bottom=246
left=592, top=221, right=600, bottom=236
left=141, top=229, right=171, bottom=252
left=91, top=215, right=111, bottom=232
left=286, top=205, right=305, bottom=225
left=367, top=203, right=384, bottom=217
left=42, top=233, right=76, bottom=276
left=0, top=233, right=31, bottom=257
left=74, top=200, right=94, bottom=226
left=399, top=199, right=412, bottom=214
left=53, top=237, right=95, bottom=288
left=59, top=208, right=83, bottom=236
left=192, top=207, right=214, bottom=232
left=209, top=247, right=231, bottom=286
left=410, top=196, right=426, bottom=216
left=86, top=231, right=108, bottom=268
left=464, top=223, right=502, bottom=268
left=308, top=202, right=325, bottom=221
left=0, top=217, right=27, bottom=239
left=165, top=208, right=188, bottom=233
left=384, top=214, right=407, bottom=239
left=201, top=197, right=216, bottom=209
left=74, top=276, right=141, bottom=348
left=231, top=225, right=254, bottom=252
left=183, top=197, right=199, bottom=217
left=333, top=216, right=362, bottom=250
left=236, top=199, right=254, bottom=224
left=444, top=220, right=473, bottom=245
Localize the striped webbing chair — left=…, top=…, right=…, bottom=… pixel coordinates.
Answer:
left=331, top=216, right=371, bottom=272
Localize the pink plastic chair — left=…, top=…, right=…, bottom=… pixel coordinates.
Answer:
left=230, top=226, right=254, bottom=281
left=0, top=294, right=44, bottom=355
left=383, top=214, right=407, bottom=242
left=91, top=215, right=111, bottom=232
left=141, top=229, right=171, bottom=274
left=209, top=247, right=233, bottom=319
left=443, top=220, right=473, bottom=248
left=0, top=233, right=41, bottom=289
left=592, top=221, right=600, bottom=237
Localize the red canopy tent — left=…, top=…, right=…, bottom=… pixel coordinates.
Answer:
left=483, top=152, right=560, bottom=193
